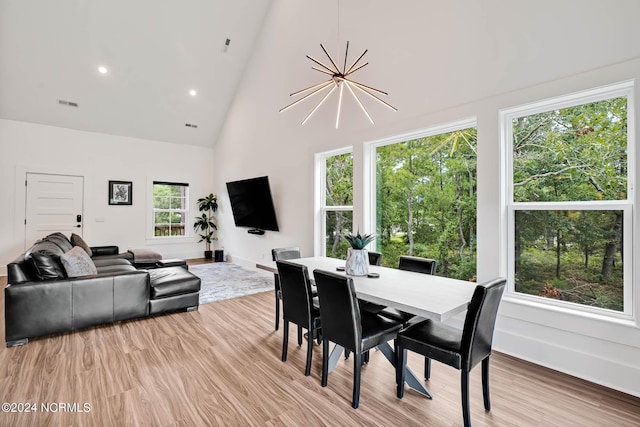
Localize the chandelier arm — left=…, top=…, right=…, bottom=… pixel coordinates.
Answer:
left=335, top=82, right=345, bottom=128
left=350, top=81, right=398, bottom=111
left=280, top=81, right=334, bottom=113
left=346, top=79, right=389, bottom=96
left=307, top=55, right=338, bottom=75
left=301, top=84, right=338, bottom=125
left=345, top=49, right=368, bottom=75
left=320, top=44, right=341, bottom=74
left=289, top=79, right=334, bottom=97
left=343, top=41, right=349, bottom=74
left=344, top=62, right=368, bottom=76
left=344, top=81, right=374, bottom=124
left=312, top=67, right=335, bottom=76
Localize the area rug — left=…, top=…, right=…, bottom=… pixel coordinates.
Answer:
left=189, top=262, right=275, bottom=305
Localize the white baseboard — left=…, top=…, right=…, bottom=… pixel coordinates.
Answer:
left=494, top=328, right=640, bottom=398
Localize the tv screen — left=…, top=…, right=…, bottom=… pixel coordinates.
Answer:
left=226, top=176, right=279, bottom=232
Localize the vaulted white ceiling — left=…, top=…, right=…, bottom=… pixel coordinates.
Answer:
left=0, top=0, right=272, bottom=148
left=3, top=0, right=640, bottom=150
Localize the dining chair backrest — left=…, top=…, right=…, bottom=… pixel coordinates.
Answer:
left=368, top=251, right=382, bottom=266
left=398, top=255, right=437, bottom=275
left=276, top=260, right=315, bottom=327
left=272, top=247, right=301, bottom=262
left=271, top=247, right=302, bottom=331
left=313, top=269, right=362, bottom=353
left=272, top=246, right=302, bottom=291
left=460, top=278, right=506, bottom=370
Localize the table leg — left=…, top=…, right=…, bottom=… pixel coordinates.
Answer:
left=327, top=344, right=344, bottom=373
left=377, top=342, right=432, bottom=399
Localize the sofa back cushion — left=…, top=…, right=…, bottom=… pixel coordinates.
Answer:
left=8, top=235, right=70, bottom=284
left=25, top=239, right=65, bottom=258
left=44, top=232, right=73, bottom=252
left=60, top=247, right=98, bottom=278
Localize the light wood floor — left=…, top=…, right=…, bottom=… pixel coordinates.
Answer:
left=1, top=262, right=639, bottom=426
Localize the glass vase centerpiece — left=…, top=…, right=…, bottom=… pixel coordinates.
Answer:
left=343, top=231, right=375, bottom=276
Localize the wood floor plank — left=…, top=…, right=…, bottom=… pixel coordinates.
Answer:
left=1, top=266, right=639, bottom=426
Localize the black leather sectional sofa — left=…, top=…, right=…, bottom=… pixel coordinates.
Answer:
left=5, top=232, right=201, bottom=347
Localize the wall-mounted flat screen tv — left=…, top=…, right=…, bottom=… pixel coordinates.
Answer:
left=226, top=176, right=279, bottom=232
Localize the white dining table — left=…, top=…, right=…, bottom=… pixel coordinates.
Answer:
left=257, top=256, right=476, bottom=398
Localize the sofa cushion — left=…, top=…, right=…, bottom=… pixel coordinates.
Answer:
left=149, top=267, right=201, bottom=299
left=92, top=258, right=132, bottom=268
left=26, top=240, right=66, bottom=258
left=29, top=252, right=66, bottom=280
left=71, top=233, right=93, bottom=257
left=60, top=247, right=98, bottom=278
left=96, top=264, right=138, bottom=275
left=44, top=232, right=74, bottom=252
left=128, top=248, right=162, bottom=263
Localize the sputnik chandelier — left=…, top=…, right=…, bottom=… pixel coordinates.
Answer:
left=279, top=42, right=397, bottom=128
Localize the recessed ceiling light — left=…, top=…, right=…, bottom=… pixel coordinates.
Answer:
left=189, top=89, right=197, bottom=96
left=98, top=66, right=108, bottom=74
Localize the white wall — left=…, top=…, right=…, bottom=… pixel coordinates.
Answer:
left=215, top=1, right=640, bottom=396
left=0, top=119, right=215, bottom=271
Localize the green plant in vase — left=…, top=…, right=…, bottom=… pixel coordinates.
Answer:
left=193, top=193, right=218, bottom=259
left=343, top=230, right=375, bottom=276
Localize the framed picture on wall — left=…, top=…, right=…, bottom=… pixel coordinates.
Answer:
left=109, top=180, right=132, bottom=205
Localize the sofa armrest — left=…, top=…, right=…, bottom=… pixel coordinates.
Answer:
left=90, top=245, right=119, bottom=256
left=5, top=280, right=73, bottom=342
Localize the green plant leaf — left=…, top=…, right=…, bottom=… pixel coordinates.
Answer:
left=343, top=230, right=375, bottom=249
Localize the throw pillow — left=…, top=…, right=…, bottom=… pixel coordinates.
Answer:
left=60, top=246, right=98, bottom=278
left=71, top=233, right=93, bottom=257
left=29, top=252, right=67, bottom=280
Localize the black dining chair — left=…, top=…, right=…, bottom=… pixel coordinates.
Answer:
left=398, top=255, right=437, bottom=275
left=367, top=251, right=382, bottom=266
left=395, top=278, right=506, bottom=427
left=313, top=269, right=402, bottom=409
left=379, top=255, right=438, bottom=378
left=347, top=250, right=384, bottom=362
left=379, top=255, right=438, bottom=324
left=277, top=260, right=321, bottom=376
left=358, top=251, right=385, bottom=315
left=271, top=247, right=301, bottom=331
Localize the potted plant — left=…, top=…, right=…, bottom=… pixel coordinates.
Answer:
left=343, top=230, right=375, bottom=276
left=193, top=193, right=218, bottom=259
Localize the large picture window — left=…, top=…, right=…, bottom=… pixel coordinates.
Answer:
left=371, top=120, right=477, bottom=280
left=503, top=82, right=633, bottom=315
left=153, top=181, right=189, bottom=237
left=316, top=148, right=353, bottom=260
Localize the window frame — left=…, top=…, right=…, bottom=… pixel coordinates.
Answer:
left=363, top=117, right=478, bottom=268
left=314, top=146, right=354, bottom=257
left=500, top=81, right=635, bottom=320
left=148, top=180, right=191, bottom=241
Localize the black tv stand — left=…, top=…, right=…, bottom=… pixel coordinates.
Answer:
left=248, top=229, right=265, bottom=235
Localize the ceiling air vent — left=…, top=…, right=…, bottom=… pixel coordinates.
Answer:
left=58, top=99, right=79, bottom=108
left=185, top=123, right=198, bottom=129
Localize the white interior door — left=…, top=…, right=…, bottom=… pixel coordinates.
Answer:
left=25, top=173, right=84, bottom=247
